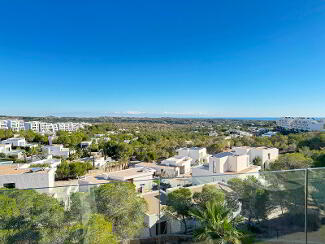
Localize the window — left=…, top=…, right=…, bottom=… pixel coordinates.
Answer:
left=3, top=183, right=15, bottom=189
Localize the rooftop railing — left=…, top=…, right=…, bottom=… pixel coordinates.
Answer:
left=1, top=168, right=325, bottom=243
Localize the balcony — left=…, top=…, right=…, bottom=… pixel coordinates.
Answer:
left=0, top=168, right=324, bottom=243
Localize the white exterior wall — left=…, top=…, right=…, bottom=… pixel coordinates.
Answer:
left=107, top=168, right=155, bottom=193
left=135, top=164, right=179, bottom=177
left=20, top=157, right=61, bottom=169
left=161, top=156, right=191, bottom=175
left=43, top=145, right=70, bottom=158
left=1, top=138, right=26, bottom=147
left=0, top=120, right=8, bottom=129
left=0, top=144, right=12, bottom=153
left=229, top=155, right=249, bottom=172
left=277, top=117, right=325, bottom=131
left=233, top=147, right=279, bottom=167
left=208, top=154, right=249, bottom=174
left=133, top=175, right=154, bottom=192
left=209, top=157, right=227, bottom=174
left=2, top=120, right=88, bottom=133
left=176, top=147, right=209, bottom=164
left=0, top=169, right=55, bottom=193
left=159, top=167, right=179, bottom=177
left=249, top=148, right=279, bottom=166
left=93, top=158, right=106, bottom=167
left=7, top=120, right=22, bottom=132
left=140, top=214, right=159, bottom=237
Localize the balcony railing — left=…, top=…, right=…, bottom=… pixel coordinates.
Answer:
left=1, top=168, right=325, bottom=243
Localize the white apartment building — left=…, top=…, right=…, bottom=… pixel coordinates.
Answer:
left=277, top=117, right=325, bottom=131
left=1, top=119, right=90, bottom=134
left=176, top=147, right=210, bottom=165
left=6, top=120, right=25, bottom=132
left=42, top=144, right=71, bottom=158
left=1, top=137, right=26, bottom=147
left=0, top=165, right=55, bottom=193
left=161, top=156, right=192, bottom=175
left=0, top=120, right=9, bottom=130
left=24, top=121, right=39, bottom=131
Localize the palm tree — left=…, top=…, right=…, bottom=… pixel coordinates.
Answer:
left=190, top=200, right=243, bottom=244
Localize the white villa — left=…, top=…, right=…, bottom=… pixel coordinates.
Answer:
left=1, top=137, right=26, bottom=147
left=176, top=147, right=210, bottom=165
left=161, top=156, right=192, bottom=175
left=80, top=156, right=110, bottom=168
left=42, top=144, right=71, bottom=158
left=0, top=164, right=55, bottom=193
left=0, top=143, right=24, bottom=159
left=232, top=146, right=279, bottom=168
left=135, top=162, right=185, bottom=178
left=19, top=155, right=61, bottom=169
left=192, top=146, right=278, bottom=185
left=79, top=167, right=156, bottom=193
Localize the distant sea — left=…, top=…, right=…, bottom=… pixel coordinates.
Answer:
left=197, top=117, right=279, bottom=121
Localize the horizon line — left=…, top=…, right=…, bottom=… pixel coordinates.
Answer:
left=1, top=114, right=324, bottom=120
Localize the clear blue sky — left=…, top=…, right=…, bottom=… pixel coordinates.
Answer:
left=1, top=0, right=324, bottom=117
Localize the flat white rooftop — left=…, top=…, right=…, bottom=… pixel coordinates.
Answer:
left=107, top=167, right=155, bottom=180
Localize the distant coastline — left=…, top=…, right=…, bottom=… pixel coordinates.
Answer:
left=192, top=117, right=279, bottom=121
left=1, top=115, right=324, bottom=122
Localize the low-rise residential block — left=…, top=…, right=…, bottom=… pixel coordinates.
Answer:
left=1, top=137, right=26, bottom=147
left=42, top=144, right=71, bottom=158
left=161, top=156, right=192, bottom=175
left=0, top=164, right=55, bottom=193
left=176, top=147, right=210, bottom=165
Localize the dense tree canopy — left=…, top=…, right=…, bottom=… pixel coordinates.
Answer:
left=165, top=188, right=192, bottom=233
left=0, top=184, right=148, bottom=243
left=0, top=189, right=65, bottom=243
left=227, top=176, right=273, bottom=223
left=0, top=129, right=14, bottom=140
left=270, top=153, right=313, bottom=170
left=55, top=161, right=93, bottom=180
left=94, top=182, right=148, bottom=239
left=193, top=184, right=225, bottom=208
